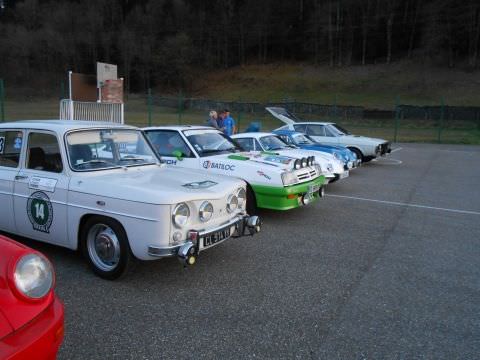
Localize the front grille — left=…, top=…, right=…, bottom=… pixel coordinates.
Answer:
left=380, top=142, right=390, bottom=155
left=295, top=168, right=318, bottom=183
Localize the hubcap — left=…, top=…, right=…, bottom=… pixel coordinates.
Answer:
left=87, top=224, right=121, bottom=271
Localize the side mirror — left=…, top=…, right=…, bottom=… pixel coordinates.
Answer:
left=172, top=149, right=184, bottom=161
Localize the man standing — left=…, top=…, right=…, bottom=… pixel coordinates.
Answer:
left=223, top=109, right=236, bottom=136
left=206, top=110, right=222, bottom=131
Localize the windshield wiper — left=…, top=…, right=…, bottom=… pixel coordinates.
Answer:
left=201, top=148, right=236, bottom=154
left=75, top=159, right=112, bottom=168
left=119, top=156, right=147, bottom=162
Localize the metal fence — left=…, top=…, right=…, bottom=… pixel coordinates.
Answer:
left=145, top=91, right=480, bottom=144
left=1, top=78, right=479, bottom=144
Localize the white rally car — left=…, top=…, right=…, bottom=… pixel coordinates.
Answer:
left=143, top=126, right=327, bottom=213
left=268, top=107, right=392, bottom=162
left=0, top=120, right=261, bottom=280
left=231, top=132, right=348, bottom=183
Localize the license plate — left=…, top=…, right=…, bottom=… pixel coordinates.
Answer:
left=202, top=227, right=232, bottom=248
left=308, top=184, right=321, bottom=194
left=340, top=171, right=349, bottom=179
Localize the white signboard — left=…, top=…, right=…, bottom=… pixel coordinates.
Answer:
left=97, top=62, right=118, bottom=87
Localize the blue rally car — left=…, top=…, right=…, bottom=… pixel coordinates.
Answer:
left=273, top=129, right=361, bottom=170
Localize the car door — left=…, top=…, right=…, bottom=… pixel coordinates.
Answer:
left=145, top=130, right=199, bottom=169
left=305, top=124, right=338, bottom=145
left=0, top=129, right=23, bottom=233
left=13, top=130, right=68, bottom=246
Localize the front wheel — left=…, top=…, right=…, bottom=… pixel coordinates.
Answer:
left=348, top=147, right=363, bottom=163
left=80, top=216, right=133, bottom=280
left=246, top=185, right=258, bottom=215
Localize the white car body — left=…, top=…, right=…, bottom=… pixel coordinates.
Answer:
left=267, top=107, right=392, bottom=161
left=143, top=126, right=327, bottom=211
left=0, top=120, right=259, bottom=278
left=231, top=132, right=347, bottom=182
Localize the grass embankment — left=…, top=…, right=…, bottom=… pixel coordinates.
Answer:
left=2, top=63, right=479, bottom=144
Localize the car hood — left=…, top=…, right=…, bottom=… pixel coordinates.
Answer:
left=69, top=165, right=244, bottom=205
left=204, top=152, right=300, bottom=172
left=0, top=309, right=13, bottom=339
left=341, top=134, right=387, bottom=145
left=266, top=107, right=297, bottom=124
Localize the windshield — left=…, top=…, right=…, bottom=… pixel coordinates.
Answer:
left=292, top=133, right=315, bottom=145
left=329, top=124, right=351, bottom=136
left=66, top=129, right=157, bottom=171
left=259, top=136, right=288, bottom=151
left=185, top=131, right=240, bottom=157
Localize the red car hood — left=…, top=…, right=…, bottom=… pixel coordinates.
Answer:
left=0, top=310, right=13, bottom=339
left=0, top=236, right=54, bottom=335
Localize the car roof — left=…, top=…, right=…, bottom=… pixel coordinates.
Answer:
left=232, top=132, right=276, bottom=139
left=143, top=125, right=213, bottom=131
left=0, top=120, right=136, bottom=133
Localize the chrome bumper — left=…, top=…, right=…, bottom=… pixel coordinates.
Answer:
left=148, top=214, right=261, bottom=259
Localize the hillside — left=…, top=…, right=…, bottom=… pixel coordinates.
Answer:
left=190, top=63, right=480, bottom=109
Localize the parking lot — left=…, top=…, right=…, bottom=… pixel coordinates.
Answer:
left=15, top=143, right=480, bottom=359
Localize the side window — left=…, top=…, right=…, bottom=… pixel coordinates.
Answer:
left=324, top=126, right=336, bottom=137
left=253, top=139, right=262, bottom=151
left=235, top=138, right=254, bottom=151
left=293, top=124, right=307, bottom=133
left=0, top=131, right=23, bottom=168
left=279, top=135, right=292, bottom=145
left=306, top=125, right=326, bottom=136
left=27, top=132, right=63, bottom=173
left=146, top=131, right=194, bottom=158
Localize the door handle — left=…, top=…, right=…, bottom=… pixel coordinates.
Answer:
left=15, top=175, right=29, bottom=180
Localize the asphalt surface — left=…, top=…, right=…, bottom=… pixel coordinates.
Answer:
left=14, top=143, right=480, bottom=359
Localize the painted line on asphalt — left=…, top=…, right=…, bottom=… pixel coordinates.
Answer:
left=390, top=147, right=403, bottom=153
left=326, top=194, right=480, bottom=216
left=371, top=158, right=403, bottom=165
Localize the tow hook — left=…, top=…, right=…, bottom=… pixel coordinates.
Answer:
left=178, top=241, right=197, bottom=267
left=245, top=215, right=262, bottom=235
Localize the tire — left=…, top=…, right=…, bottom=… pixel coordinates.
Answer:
left=246, top=185, right=258, bottom=215
left=80, top=216, right=133, bottom=280
left=348, top=147, right=363, bottom=163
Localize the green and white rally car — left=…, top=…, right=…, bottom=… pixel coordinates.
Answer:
left=143, top=126, right=326, bottom=212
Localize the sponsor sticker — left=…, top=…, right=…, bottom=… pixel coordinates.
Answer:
left=263, top=155, right=292, bottom=165
left=163, top=159, right=177, bottom=165
left=29, top=177, right=58, bottom=193
left=27, top=191, right=53, bottom=233
left=183, top=180, right=218, bottom=189
left=202, top=160, right=235, bottom=171
left=14, top=137, right=22, bottom=149
left=257, top=170, right=271, bottom=180
left=0, top=136, right=4, bottom=154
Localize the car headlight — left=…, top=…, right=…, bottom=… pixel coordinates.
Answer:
left=281, top=171, right=298, bottom=186
left=307, top=156, right=315, bottom=166
left=237, top=188, right=246, bottom=209
left=227, top=194, right=238, bottom=213
left=327, top=163, right=334, bottom=172
left=13, top=253, right=54, bottom=299
left=172, top=203, right=190, bottom=227
left=333, top=152, right=341, bottom=160
left=301, top=157, right=308, bottom=168
left=294, top=159, right=301, bottom=170
left=199, top=201, right=213, bottom=222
